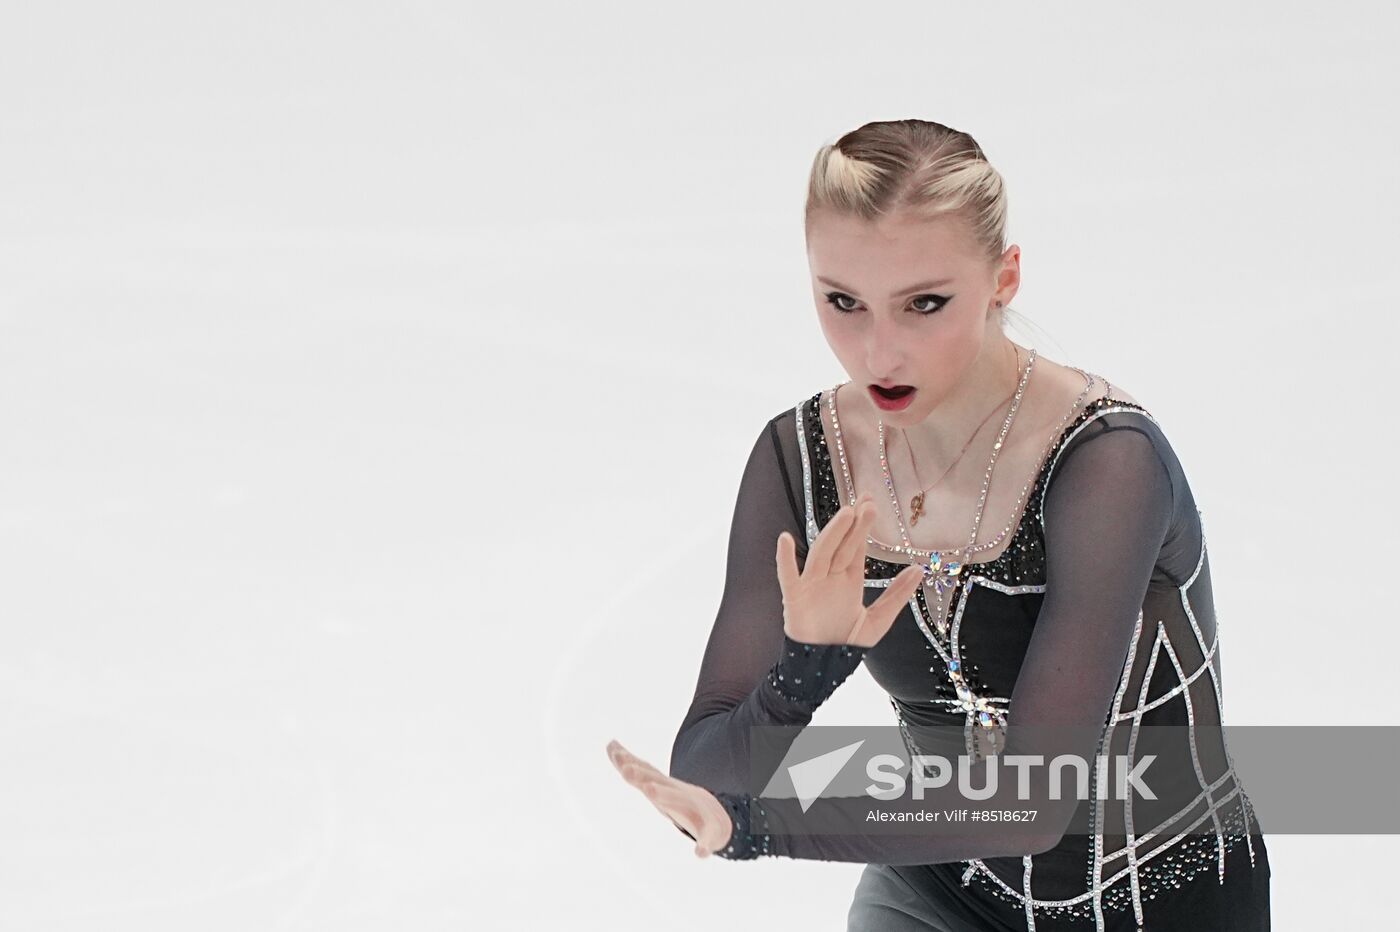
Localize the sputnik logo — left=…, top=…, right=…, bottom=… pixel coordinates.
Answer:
left=783, top=740, right=867, bottom=813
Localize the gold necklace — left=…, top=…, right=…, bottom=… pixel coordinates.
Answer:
left=878, top=348, right=1036, bottom=591
left=827, top=365, right=1099, bottom=563
left=902, top=347, right=1020, bottom=527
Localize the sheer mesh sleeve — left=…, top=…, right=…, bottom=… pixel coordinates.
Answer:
left=668, top=415, right=871, bottom=804
left=713, top=412, right=1178, bottom=864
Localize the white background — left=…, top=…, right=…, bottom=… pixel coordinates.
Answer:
left=2, top=2, right=1397, bottom=929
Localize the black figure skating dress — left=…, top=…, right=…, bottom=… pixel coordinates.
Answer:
left=669, top=382, right=1271, bottom=931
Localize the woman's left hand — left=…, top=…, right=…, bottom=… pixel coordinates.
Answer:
left=607, top=738, right=734, bottom=858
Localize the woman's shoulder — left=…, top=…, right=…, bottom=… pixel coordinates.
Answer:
left=1035, top=354, right=1153, bottom=433
left=1050, top=374, right=1162, bottom=452
left=1040, top=373, right=1201, bottom=580
left=1034, top=353, right=1143, bottom=410
left=1032, top=361, right=1181, bottom=486
left=1072, top=380, right=1155, bottom=436
left=763, top=388, right=827, bottom=436
left=750, top=391, right=831, bottom=498
left=1103, top=383, right=1142, bottom=406
left=1041, top=370, right=1191, bottom=510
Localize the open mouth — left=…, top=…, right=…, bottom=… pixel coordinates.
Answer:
left=871, top=384, right=916, bottom=400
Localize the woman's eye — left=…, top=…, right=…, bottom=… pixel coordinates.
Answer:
left=824, top=292, right=859, bottom=313
left=910, top=294, right=949, bottom=314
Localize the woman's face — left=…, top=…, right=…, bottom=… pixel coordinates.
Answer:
left=806, top=209, right=1018, bottom=425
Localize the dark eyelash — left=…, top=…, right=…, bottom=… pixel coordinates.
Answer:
left=822, top=292, right=949, bottom=315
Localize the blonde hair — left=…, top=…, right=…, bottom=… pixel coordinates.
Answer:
left=805, top=119, right=1015, bottom=326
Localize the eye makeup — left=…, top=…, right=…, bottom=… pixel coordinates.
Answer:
left=823, top=291, right=951, bottom=315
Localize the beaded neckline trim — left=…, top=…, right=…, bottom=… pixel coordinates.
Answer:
left=801, top=392, right=1154, bottom=579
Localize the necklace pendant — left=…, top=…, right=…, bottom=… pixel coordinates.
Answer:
left=908, top=492, right=925, bottom=526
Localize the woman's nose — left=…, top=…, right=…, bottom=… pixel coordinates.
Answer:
left=865, top=317, right=903, bottom=378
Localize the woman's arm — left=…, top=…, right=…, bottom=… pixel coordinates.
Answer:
left=669, top=417, right=869, bottom=797
left=715, top=414, right=1177, bottom=864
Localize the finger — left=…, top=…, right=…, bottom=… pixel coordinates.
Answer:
left=610, top=741, right=666, bottom=779
left=607, top=740, right=639, bottom=773
left=618, top=754, right=665, bottom=789
left=614, top=745, right=683, bottom=801
left=846, top=564, right=923, bottom=645
left=652, top=787, right=723, bottom=857
left=610, top=746, right=663, bottom=791
left=807, top=491, right=875, bottom=578
left=625, top=758, right=669, bottom=799
left=617, top=759, right=646, bottom=789
left=843, top=605, right=873, bottom=646
left=648, top=781, right=696, bottom=821
left=607, top=740, right=627, bottom=772
left=803, top=498, right=858, bottom=578
left=830, top=499, right=876, bottom=573
left=775, top=531, right=801, bottom=599
left=642, top=778, right=715, bottom=854
left=855, top=564, right=925, bottom=644
left=609, top=744, right=727, bottom=858
left=828, top=489, right=873, bottom=570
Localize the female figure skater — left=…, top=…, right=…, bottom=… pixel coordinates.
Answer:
left=606, top=119, right=1270, bottom=930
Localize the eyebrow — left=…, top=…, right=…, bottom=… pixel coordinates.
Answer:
left=816, top=276, right=955, bottom=298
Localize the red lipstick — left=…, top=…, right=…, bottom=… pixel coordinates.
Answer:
left=868, top=384, right=916, bottom=411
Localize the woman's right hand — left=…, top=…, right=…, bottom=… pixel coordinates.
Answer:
left=775, top=491, right=925, bottom=648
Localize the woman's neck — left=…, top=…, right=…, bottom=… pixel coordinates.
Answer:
left=876, top=334, right=1024, bottom=467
